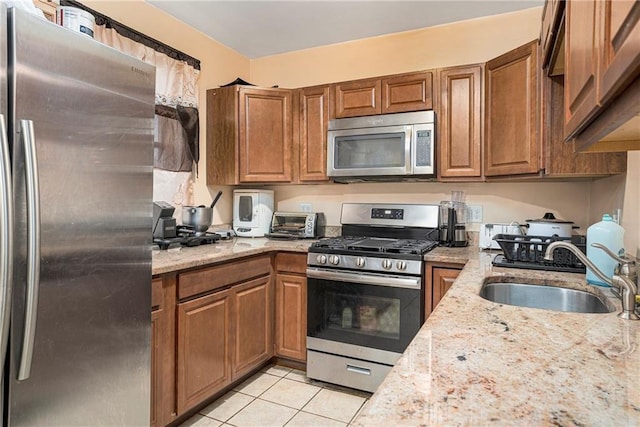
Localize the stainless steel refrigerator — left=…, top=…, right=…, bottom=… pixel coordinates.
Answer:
left=0, top=5, right=155, bottom=425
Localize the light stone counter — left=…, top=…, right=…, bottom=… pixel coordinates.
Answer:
left=152, top=237, right=313, bottom=275
left=353, top=251, right=640, bottom=426
left=153, top=240, right=640, bottom=425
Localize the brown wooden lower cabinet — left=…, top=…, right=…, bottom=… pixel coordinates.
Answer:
left=172, top=255, right=274, bottom=418
left=151, top=274, right=177, bottom=427
left=274, top=253, right=307, bottom=362
left=177, top=287, right=233, bottom=414
left=425, top=262, right=463, bottom=320
left=232, top=276, right=274, bottom=379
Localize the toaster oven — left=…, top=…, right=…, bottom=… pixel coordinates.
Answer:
left=266, top=212, right=325, bottom=239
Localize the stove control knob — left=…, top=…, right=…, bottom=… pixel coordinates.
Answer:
left=329, top=255, right=340, bottom=265
left=355, top=257, right=366, bottom=268
left=316, top=255, right=327, bottom=265
left=382, top=259, right=393, bottom=270
left=396, top=260, right=407, bottom=271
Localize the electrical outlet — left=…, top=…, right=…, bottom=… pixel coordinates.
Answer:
left=300, top=203, right=312, bottom=212
left=468, top=205, right=483, bottom=223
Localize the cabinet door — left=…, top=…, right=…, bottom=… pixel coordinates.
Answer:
left=425, top=263, right=463, bottom=320
left=438, top=65, right=483, bottom=179
left=334, top=78, right=381, bottom=118
left=151, top=275, right=177, bottom=426
left=381, top=72, right=433, bottom=114
left=177, top=288, right=232, bottom=414
left=239, top=88, right=293, bottom=182
left=485, top=41, right=540, bottom=176
left=564, top=0, right=601, bottom=137
left=232, top=275, right=273, bottom=380
left=275, top=273, right=307, bottom=362
left=299, top=86, right=330, bottom=182
left=541, top=71, right=627, bottom=176
left=432, top=268, right=460, bottom=310
left=599, top=0, right=640, bottom=103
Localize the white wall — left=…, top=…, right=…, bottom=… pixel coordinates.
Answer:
left=269, top=181, right=595, bottom=233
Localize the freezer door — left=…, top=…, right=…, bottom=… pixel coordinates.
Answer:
left=8, top=8, right=155, bottom=426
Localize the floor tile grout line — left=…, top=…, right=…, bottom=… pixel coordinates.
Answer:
left=347, top=399, right=369, bottom=425
left=198, top=390, right=257, bottom=424
left=257, top=380, right=323, bottom=412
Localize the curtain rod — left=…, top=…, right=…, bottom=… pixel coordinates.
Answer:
left=61, top=0, right=201, bottom=70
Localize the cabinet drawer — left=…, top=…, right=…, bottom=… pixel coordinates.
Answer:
left=275, top=252, right=307, bottom=274
left=178, top=256, right=272, bottom=300
left=381, top=71, right=433, bottom=113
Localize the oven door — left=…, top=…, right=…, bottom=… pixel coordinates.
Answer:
left=306, top=268, right=423, bottom=354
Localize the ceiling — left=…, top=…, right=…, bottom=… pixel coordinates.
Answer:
left=146, top=1, right=543, bottom=59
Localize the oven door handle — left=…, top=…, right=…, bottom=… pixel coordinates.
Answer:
left=306, top=268, right=421, bottom=290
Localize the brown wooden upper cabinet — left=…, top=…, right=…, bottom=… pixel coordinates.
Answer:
left=206, top=86, right=293, bottom=185
left=437, top=65, right=483, bottom=180
left=484, top=41, right=541, bottom=177
left=563, top=0, right=640, bottom=144
left=598, top=0, right=640, bottom=104
left=540, top=0, right=566, bottom=75
left=333, top=71, right=433, bottom=118
left=297, top=85, right=331, bottom=182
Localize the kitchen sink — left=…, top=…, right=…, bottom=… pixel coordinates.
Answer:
left=479, top=281, right=614, bottom=314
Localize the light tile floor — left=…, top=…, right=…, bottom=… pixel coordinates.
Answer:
left=180, top=364, right=372, bottom=427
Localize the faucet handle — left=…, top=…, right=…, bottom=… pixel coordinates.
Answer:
left=591, top=243, right=636, bottom=278
left=591, top=243, right=633, bottom=265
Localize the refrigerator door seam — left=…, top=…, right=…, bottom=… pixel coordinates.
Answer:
left=17, top=119, right=40, bottom=381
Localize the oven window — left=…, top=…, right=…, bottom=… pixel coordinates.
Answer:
left=307, top=277, right=421, bottom=354
left=334, top=133, right=406, bottom=169
left=326, top=292, right=400, bottom=339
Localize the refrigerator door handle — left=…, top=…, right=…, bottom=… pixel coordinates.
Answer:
left=0, top=114, right=13, bottom=369
left=18, top=119, right=40, bottom=381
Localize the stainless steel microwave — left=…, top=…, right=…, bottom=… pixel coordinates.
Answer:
left=327, top=111, right=435, bottom=179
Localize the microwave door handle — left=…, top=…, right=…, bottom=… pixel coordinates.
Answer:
left=405, top=126, right=412, bottom=174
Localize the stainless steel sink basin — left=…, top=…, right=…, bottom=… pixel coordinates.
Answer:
left=479, top=282, right=614, bottom=313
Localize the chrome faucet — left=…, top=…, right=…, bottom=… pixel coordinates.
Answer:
left=544, top=242, right=639, bottom=320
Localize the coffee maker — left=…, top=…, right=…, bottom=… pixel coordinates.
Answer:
left=153, top=201, right=177, bottom=239
left=439, top=200, right=468, bottom=247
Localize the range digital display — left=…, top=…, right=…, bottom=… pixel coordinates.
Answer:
left=371, top=208, right=404, bottom=220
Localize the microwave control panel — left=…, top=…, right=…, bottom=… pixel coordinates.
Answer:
left=371, top=208, right=404, bottom=220
left=415, top=129, right=432, bottom=167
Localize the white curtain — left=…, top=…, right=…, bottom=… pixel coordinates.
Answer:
left=93, top=25, right=199, bottom=211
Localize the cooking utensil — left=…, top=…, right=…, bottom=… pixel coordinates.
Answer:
left=210, top=190, right=223, bottom=209
left=525, top=212, right=577, bottom=238
left=182, top=206, right=213, bottom=235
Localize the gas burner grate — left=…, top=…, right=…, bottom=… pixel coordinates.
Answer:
left=311, top=236, right=438, bottom=255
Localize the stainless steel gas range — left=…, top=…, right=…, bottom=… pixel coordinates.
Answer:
left=306, top=203, right=439, bottom=392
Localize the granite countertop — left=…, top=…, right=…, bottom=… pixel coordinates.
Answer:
left=153, top=240, right=640, bottom=425
left=152, top=237, right=313, bottom=275
left=353, top=251, right=640, bottom=426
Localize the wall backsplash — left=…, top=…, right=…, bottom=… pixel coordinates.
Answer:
left=265, top=180, right=618, bottom=234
